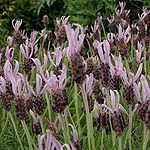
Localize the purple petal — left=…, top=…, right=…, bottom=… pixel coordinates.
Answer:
left=103, top=40, right=110, bottom=64
left=110, top=90, right=116, bottom=111
left=119, top=104, right=128, bottom=115
left=68, top=124, right=78, bottom=142
left=32, top=58, right=42, bottom=73
left=13, top=60, right=19, bottom=77
left=86, top=73, right=94, bottom=95
left=20, top=44, right=26, bottom=58
left=45, top=130, right=52, bottom=150
left=59, top=64, right=67, bottom=88
left=55, top=47, right=62, bottom=66
left=36, top=74, right=42, bottom=94
left=43, top=53, right=48, bottom=69
left=38, top=134, right=45, bottom=150
left=30, top=109, right=38, bottom=124
left=133, top=82, right=141, bottom=102
left=48, top=52, right=55, bottom=66
left=141, top=75, right=150, bottom=99
left=134, top=63, right=143, bottom=81
left=93, top=40, right=104, bottom=62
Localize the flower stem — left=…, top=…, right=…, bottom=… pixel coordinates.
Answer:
left=80, top=83, right=96, bottom=150
left=21, top=121, right=36, bottom=150
left=74, top=82, right=81, bottom=137
left=128, top=105, right=132, bottom=150
left=8, top=112, right=24, bottom=150
left=101, top=129, right=104, bottom=150
left=59, top=113, right=69, bottom=143
left=39, top=115, right=45, bottom=134
left=143, top=129, right=150, bottom=150
left=0, top=112, right=9, bottom=136
left=45, top=91, right=51, bottom=122
left=119, top=136, right=122, bottom=150
left=106, top=87, right=116, bottom=147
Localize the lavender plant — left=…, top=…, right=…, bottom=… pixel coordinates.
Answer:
left=1, top=1, right=150, bottom=150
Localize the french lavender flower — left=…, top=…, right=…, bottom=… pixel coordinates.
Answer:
left=30, top=110, right=42, bottom=136
left=82, top=73, right=94, bottom=113
left=32, top=54, right=48, bottom=79
left=0, top=77, right=11, bottom=111
left=120, top=63, right=143, bottom=106
left=137, top=75, right=150, bottom=129
left=95, top=101, right=111, bottom=134
left=45, top=114, right=63, bottom=136
left=116, top=1, right=130, bottom=28
left=93, top=39, right=111, bottom=87
left=116, top=24, right=131, bottom=59
left=45, top=65, right=68, bottom=113
left=43, top=15, right=49, bottom=28
left=10, top=72, right=28, bottom=121
left=61, top=124, right=81, bottom=150
left=107, top=14, right=115, bottom=33
left=12, top=19, right=26, bottom=45
left=3, top=59, right=19, bottom=99
left=103, top=90, right=128, bottom=136
left=86, top=56, right=99, bottom=76
left=90, top=12, right=103, bottom=41
left=138, top=8, right=150, bottom=39
left=136, top=42, right=145, bottom=74
left=38, top=129, right=62, bottom=150
left=5, top=47, right=14, bottom=63
left=48, top=46, right=66, bottom=76
left=110, top=55, right=123, bottom=91
left=107, top=33, right=116, bottom=54
left=93, top=80, right=105, bottom=104
left=28, top=73, right=48, bottom=115
left=65, top=23, right=86, bottom=84
left=20, top=41, right=34, bottom=75
left=54, top=16, right=70, bottom=45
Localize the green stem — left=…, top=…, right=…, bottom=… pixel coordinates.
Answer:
left=143, top=130, right=150, bottom=150
left=101, top=129, right=104, bottom=150
left=45, top=91, right=51, bottom=121
left=119, top=136, right=122, bottom=150
left=125, top=58, right=130, bottom=73
left=128, top=105, right=132, bottom=150
left=74, top=82, right=81, bottom=137
left=106, top=87, right=116, bottom=147
left=0, top=113, right=9, bottom=136
left=21, top=121, right=36, bottom=150
left=143, top=123, right=146, bottom=146
left=39, top=115, right=45, bottom=134
left=8, top=112, right=24, bottom=150
left=143, top=40, right=147, bottom=74
left=59, top=113, right=69, bottom=143
left=80, top=84, right=96, bottom=150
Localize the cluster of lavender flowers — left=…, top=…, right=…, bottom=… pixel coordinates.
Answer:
left=1, top=1, right=150, bottom=150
